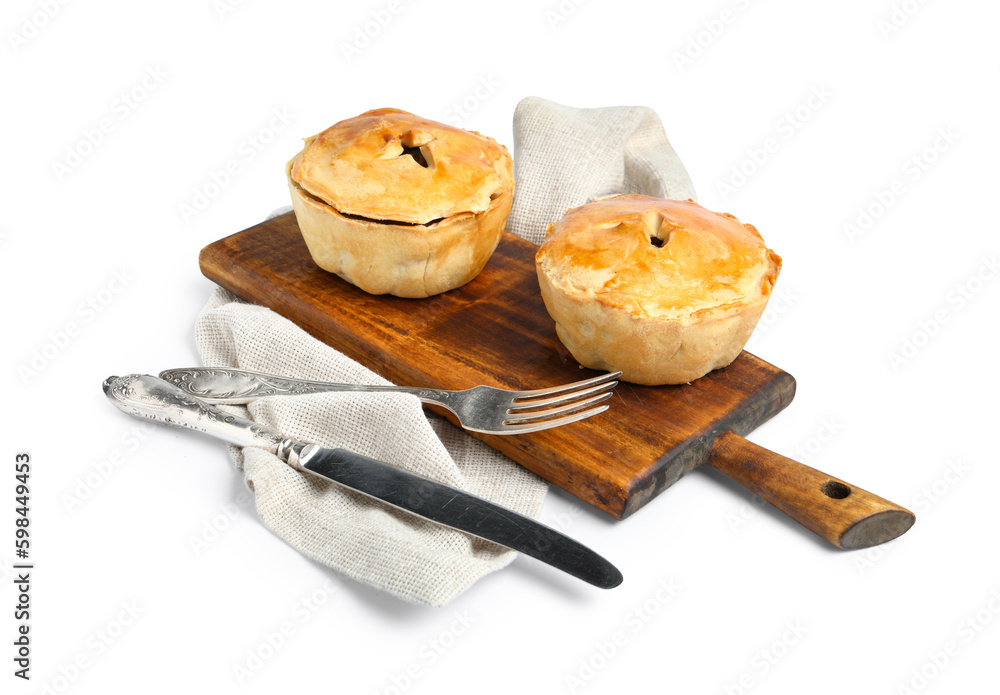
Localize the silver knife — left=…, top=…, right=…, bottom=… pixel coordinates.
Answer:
left=102, top=374, right=623, bottom=590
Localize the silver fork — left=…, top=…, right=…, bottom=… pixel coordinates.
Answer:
left=158, top=367, right=621, bottom=435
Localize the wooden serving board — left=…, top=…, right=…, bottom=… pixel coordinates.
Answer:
left=199, top=212, right=792, bottom=519
left=199, top=213, right=914, bottom=548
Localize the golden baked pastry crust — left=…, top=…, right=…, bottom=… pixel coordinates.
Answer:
left=536, top=195, right=781, bottom=385
left=287, top=108, right=514, bottom=298
left=288, top=157, right=512, bottom=298
left=291, top=108, right=512, bottom=225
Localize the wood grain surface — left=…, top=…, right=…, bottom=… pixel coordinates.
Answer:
left=199, top=212, right=796, bottom=520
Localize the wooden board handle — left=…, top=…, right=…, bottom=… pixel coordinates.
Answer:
left=708, top=431, right=915, bottom=549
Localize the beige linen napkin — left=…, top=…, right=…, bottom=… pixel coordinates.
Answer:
left=196, top=97, right=694, bottom=606
left=510, top=96, right=697, bottom=244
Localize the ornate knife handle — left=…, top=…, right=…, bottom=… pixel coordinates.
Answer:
left=102, top=374, right=307, bottom=463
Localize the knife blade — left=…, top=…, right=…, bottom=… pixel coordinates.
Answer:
left=102, top=374, right=623, bottom=590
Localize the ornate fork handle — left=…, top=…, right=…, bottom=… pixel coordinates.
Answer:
left=159, top=368, right=457, bottom=406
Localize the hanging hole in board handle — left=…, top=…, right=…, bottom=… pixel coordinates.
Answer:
left=821, top=480, right=852, bottom=499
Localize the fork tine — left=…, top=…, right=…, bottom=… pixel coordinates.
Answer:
left=505, top=391, right=614, bottom=424
left=500, top=405, right=610, bottom=434
left=508, top=380, right=619, bottom=410
left=510, top=371, right=623, bottom=399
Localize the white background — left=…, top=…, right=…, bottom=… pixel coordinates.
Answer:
left=3, top=0, right=999, bottom=693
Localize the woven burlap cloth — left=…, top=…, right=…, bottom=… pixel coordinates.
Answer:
left=196, top=96, right=695, bottom=606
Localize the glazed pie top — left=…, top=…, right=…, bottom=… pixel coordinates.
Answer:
left=289, top=108, right=514, bottom=225
left=537, top=195, right=781, bottom=321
